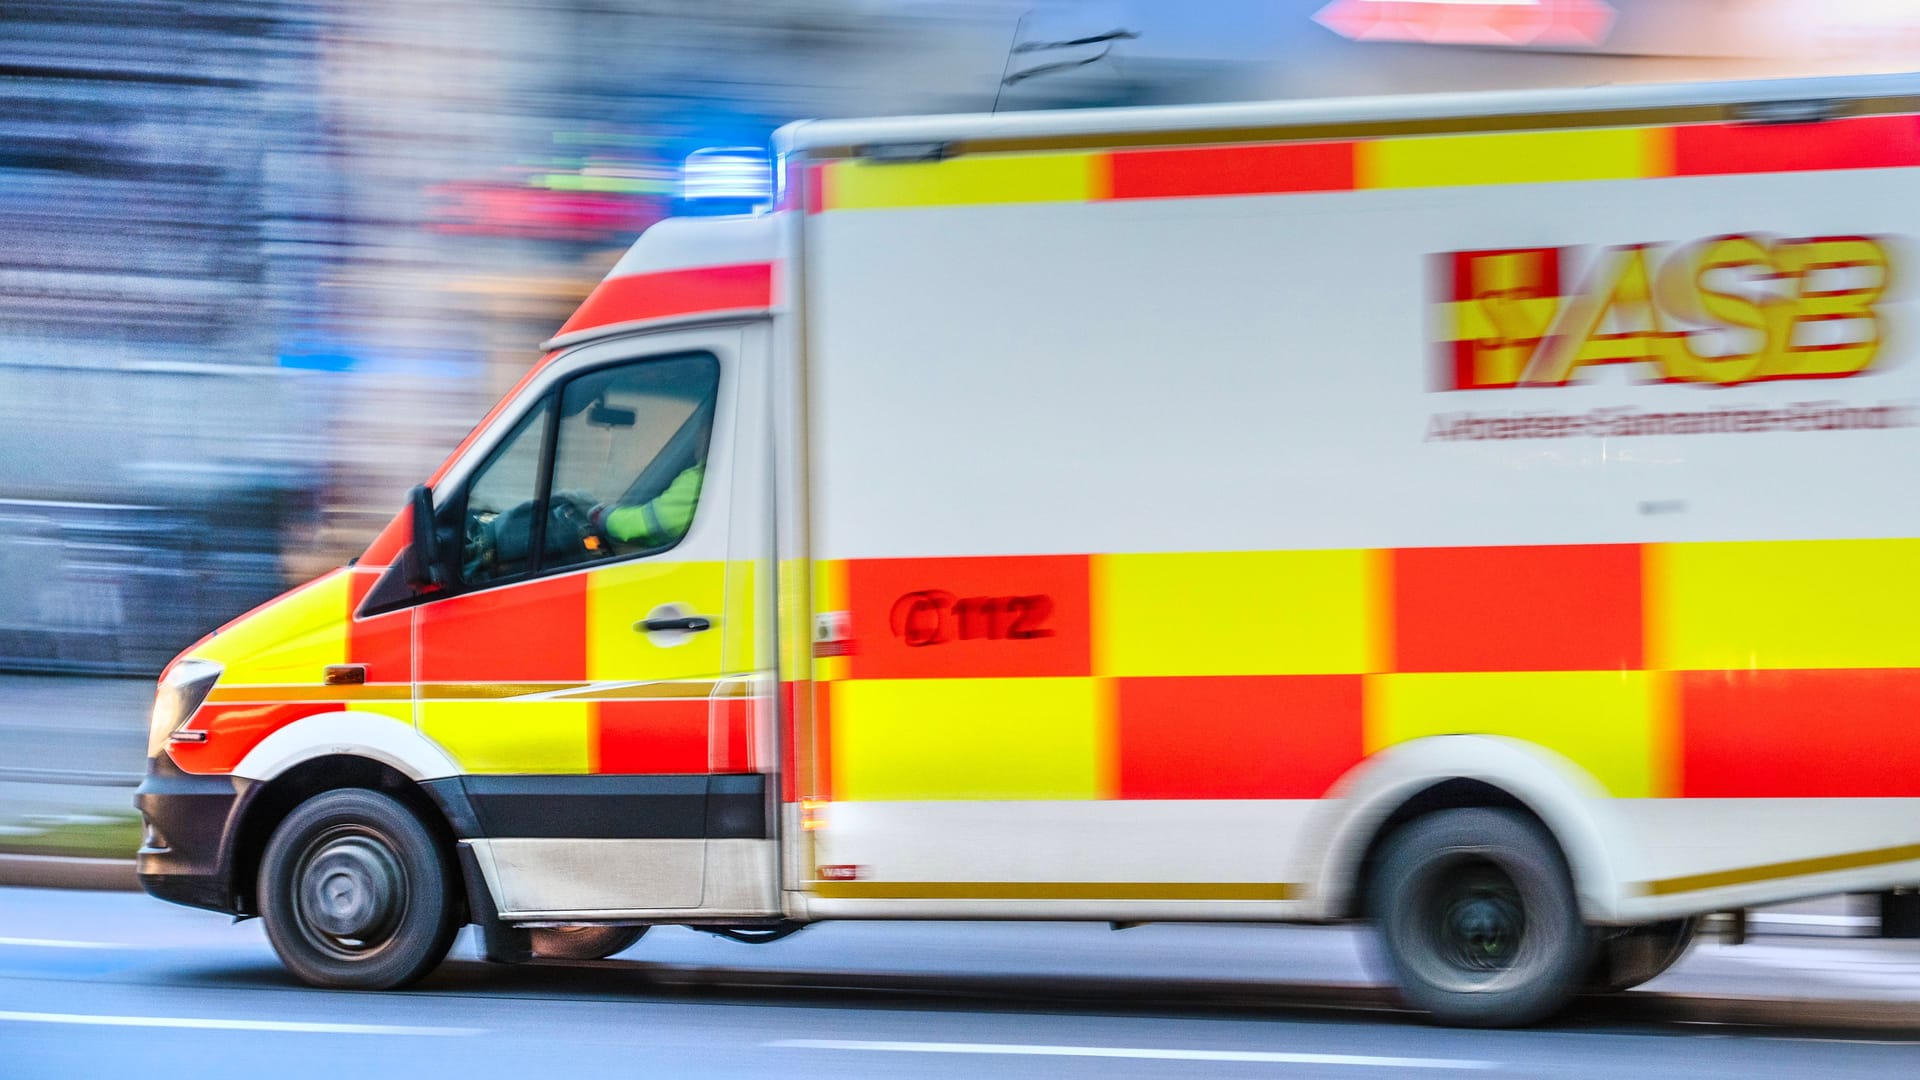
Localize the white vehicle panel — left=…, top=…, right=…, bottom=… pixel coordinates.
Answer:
left=808, top=170, right=1920, bottom=559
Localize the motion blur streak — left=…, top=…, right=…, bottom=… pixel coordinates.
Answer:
left=3, top=0, right=1914, bottom=679
left=7, top=0, right=1920, bottom=1071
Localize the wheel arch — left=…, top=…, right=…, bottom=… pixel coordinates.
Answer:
left=229, top=709, right=460, bottom=785
left=1304, top=735, right=1638, bottom=924
left=227, top=753, right=470, bottom=918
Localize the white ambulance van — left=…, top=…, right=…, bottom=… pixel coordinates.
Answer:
left=137, top=72, right=1920, bottom=1026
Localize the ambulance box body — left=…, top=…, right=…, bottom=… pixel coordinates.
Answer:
left=135, top=72, right=1920, bottom=1025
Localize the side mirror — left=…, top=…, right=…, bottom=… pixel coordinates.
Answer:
left=404, top=483, right=441, bottom=588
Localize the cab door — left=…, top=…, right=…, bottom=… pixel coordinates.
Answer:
left=415, top=324, right=772, bottom=917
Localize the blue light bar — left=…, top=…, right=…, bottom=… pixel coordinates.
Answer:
left=683, top=146, right=772, bottom=205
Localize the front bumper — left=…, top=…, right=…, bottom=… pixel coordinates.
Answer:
left=134, top=753, right=250, bottom=914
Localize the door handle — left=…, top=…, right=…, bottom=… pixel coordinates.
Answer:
left=637, top=615, right=712, bottom=633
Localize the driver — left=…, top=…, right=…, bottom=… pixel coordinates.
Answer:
left=591, top=463, right=704, bottom=548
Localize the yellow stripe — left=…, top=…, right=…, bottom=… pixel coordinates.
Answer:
left=1093, top=549, right=1382, bottom=677
left=417, top=682, right=590, bottom=701
left=1365, top=671, right=1666, bottom=798
left=419, top=700, right=592, bottom=774
left=409, top=680, right=742, bottom=702
left=807, top=99, right=1876, bottom=158
left=826, top=151, right=1099, bottom=210
left=584, top=560, right=726, bottom=682
left=205, top=684, right=412, bottom=704
left=540, top=680, right=736, bottom=702
left=811, top=558, right=850, bottom=682
left=1357, top=126, right=1666, bottom=189
left=191, top=571, right=348, bottom=685
left=1639, top=843, right=1920, bottom=897
left=810, top=880, right=1296, bottom=901
left=831, top=678, right=1106, bottom=800
left=1648, top=539, right=1920, bottom=670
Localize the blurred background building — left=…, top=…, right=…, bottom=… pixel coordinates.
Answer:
left=2, top=0, right=1917, bottom=675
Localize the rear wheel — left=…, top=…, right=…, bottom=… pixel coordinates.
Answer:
left=1588, top=918, right=1697, bottom=992
left=259, top=789, right=459, bottom=990
left=530, top=925, right=649, bottom=960
left=1371, top=808, right=1590, bottom=1027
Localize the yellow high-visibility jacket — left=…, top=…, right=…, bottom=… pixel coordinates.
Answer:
left=604, top=464, right=703, bottom=546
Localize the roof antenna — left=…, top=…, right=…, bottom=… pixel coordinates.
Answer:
left=994, top=16, right=1139, bottom=113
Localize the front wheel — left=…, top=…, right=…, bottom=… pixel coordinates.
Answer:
left=1371, top=808, right=1591, bottom=1027
left=258, top=789, right=459, bottom=990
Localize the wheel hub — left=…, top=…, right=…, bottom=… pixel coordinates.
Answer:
left=298, top=835, right=404, bottom=945
left=1444, top=892, right=1522, bottom=970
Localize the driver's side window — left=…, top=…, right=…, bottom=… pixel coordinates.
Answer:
left=453, top=351, right=720, bottom=590
left=459, top=402, right=551, bottom=587
left=545, top=352, right=720, bottom=573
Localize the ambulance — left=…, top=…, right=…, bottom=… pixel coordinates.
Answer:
left=136, top=71, right=1920, bottom=1027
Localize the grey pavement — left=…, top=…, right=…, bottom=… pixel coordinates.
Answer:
left=1, top=887, right=1917, bottom=1080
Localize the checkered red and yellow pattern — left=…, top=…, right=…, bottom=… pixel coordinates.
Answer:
left=808, top=539, right=1920, bottom=804
left=806, top=113, right=1920, bottom=212
left=167, top=561, right=765, bottom=778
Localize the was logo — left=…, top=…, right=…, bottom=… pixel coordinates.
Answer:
left=1435, top=235, right=1893, bottom=390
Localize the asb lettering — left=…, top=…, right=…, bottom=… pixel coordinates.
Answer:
left=1438, top=235, right=1893, bottom=390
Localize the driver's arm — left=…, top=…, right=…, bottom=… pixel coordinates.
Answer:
left=601, top=464, right=705, bottom=547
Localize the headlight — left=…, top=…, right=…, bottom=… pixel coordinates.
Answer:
left=148, top=659, right=222, bottom=758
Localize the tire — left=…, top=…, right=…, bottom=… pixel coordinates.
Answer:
left=1587, top=918, right=1697, bottom=992
left=1370, top=808, right=1591, bottom=1027
left=258, top=789, right=459, bottom=990
left=530, top=925, right=649, bottom=960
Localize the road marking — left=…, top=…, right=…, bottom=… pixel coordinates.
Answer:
left=771, top=1039, right=1495, bottom=1069
left=0, top=936, right=131, bottom=950
left=0, top=1011, right=481, bottom=1037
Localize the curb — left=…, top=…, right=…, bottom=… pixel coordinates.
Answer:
left=0, top=854, right=139, bottom=892
left=1612, top=990, right=1920, bottom=1032
left=679, top=960, right=1920, bottom=1030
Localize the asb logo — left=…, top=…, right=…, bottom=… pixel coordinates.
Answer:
left=1437, top=235, right=1892, bottom=390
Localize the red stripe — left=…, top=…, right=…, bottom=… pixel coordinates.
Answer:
left=555, top=262, right=773, bottom=339
left=781, top=681, right=802, bottom=802
left=814, top=680, right=834, bottom=802
left=715, top=694, right=754, bottom=773
left=594, top=699, right=710, bottom=774
left=358, top=511, right=410, bottom=569
left=170, top=702, right=338, bottom=774
left=345, top=567, right=410, bottom=683
left=1672, top=115, right=1920, bottom=177
left=1114, top=675, right=1363, bottom=799
left=1679, top=668, right=1920, bottom=797
left=1104, top=143, right=1355, bottom=200
left=845, top=555, right=1092, bottom=680
left=1392, top=544, right=1642, bottom=673
left=419, top=572, right=587, bottom=682
left=804, top=165, right=826, bottom=216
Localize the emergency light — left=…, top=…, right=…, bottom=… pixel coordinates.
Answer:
left=682, top=147, right=772, bottom=208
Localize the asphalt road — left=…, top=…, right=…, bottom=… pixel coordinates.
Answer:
left=2, top=887, right=1916, bottom=1080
